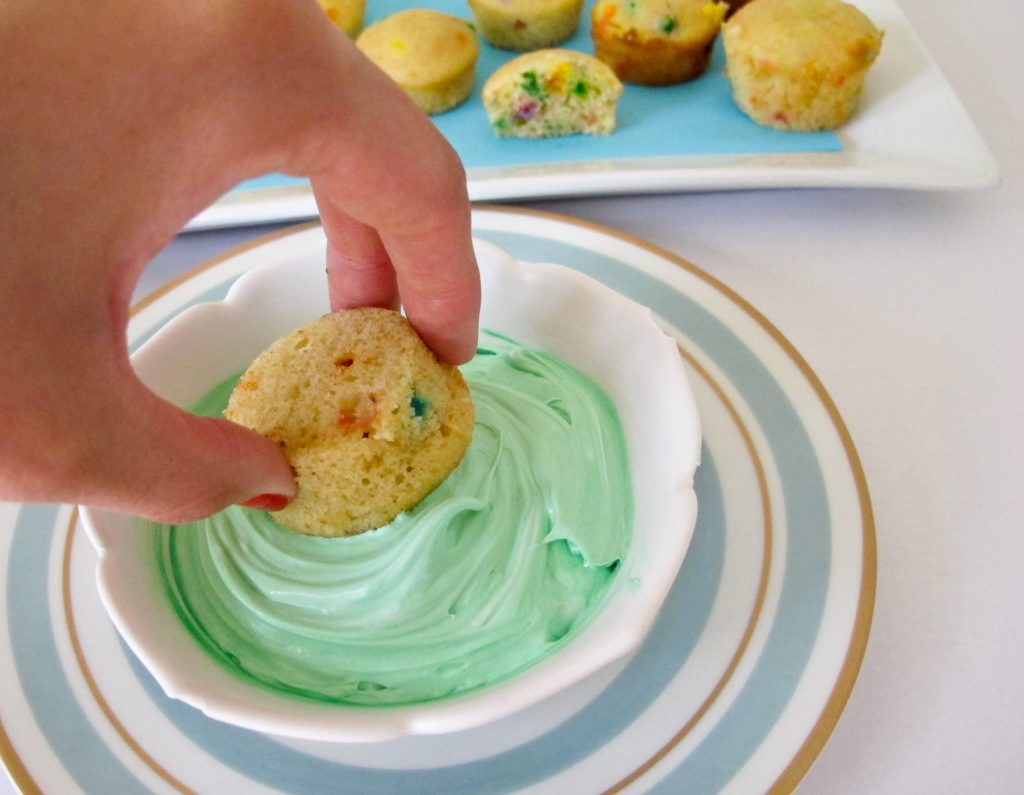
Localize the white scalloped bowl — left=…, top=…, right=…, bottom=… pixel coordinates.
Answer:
left=80, top=231, right=701, bottom=742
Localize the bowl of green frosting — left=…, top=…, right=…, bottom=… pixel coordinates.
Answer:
left=81, top=230, right=701, bottom=742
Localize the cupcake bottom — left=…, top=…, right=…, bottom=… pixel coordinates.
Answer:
left=593, top=34, right=715, bottom=85
left=725, top=59, right=871, bottom=130
left=405, top=68, right=477, bottom=115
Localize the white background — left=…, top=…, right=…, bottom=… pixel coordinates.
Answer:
left=4, top=0, right=1022, bottom=789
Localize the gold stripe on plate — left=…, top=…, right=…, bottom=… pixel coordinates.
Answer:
left=0, top=713, right=44, bottom=795
left=603, top=344, right=774, bottom=795
left=62, top=509, right=197, bottom=795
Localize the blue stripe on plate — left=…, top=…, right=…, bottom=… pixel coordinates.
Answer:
left=124, top=448, right=724, bottom=793
left=6, top=504, right=150, bottom=795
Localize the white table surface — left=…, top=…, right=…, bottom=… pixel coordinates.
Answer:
left=4, top=0, right=1021, bottom=790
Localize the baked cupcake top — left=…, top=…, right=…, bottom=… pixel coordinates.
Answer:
left=356, top=9, right=478, bottom=91
left=592, top=0, right=729, bottom=46
left=723, top=0, right=882, bottom=75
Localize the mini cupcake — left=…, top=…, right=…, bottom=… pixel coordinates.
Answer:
left=590, top=0, right=729, bottom=86
left=722, top=0, right=883, bottom=130
left=315, top=0, right=365, bottom=37
left=467, top=0, right=585, bottom=51
left=356, top=10, right=479, bottom=115
left=225, top=308, right=475, bottom=537
left=482, top=49, right=624, bottom=137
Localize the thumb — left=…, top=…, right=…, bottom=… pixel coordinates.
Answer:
left=88, top=381, right=295, bottom=523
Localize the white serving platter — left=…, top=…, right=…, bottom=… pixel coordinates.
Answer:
left=190, top=0, right=996, bottom=230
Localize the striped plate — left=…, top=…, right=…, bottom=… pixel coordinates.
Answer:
left=0, top=206, right=873, bottom=795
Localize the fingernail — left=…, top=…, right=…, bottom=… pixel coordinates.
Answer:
left=239, top=493, right=290, bottom=511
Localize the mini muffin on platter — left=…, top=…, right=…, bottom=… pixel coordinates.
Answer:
left=315, top=0, right=365, bottom=37
left=590, top=0, right=729, bottom=85
left=225, top=308, right=475, bottom=537
left=356, top=9, right=479, bottom=114
left=722, top=0, right=883, bottom=130
left=483, top=48, right=624, bottom=137
left=467, top=0, right=585, bottom=51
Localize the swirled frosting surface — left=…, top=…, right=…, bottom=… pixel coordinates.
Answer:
left=157, top=331, right=632, bottom=706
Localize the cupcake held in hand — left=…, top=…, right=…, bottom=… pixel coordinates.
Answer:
left=225, top=308, right=475, bottom=537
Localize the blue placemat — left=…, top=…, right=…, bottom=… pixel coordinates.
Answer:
left=238, top=0, right=839, bottom=192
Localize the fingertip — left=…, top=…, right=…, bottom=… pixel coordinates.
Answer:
left=404, top=297, right=480, bottom=365
left=220, top=419, right=297, bottom=501
left=238, top=492, right=292, bottom=511
left=115, top=398, right=297, bottom=523
left=437, top=320, right=480, bottom=366
left=398, top=247, right=481, bottom=364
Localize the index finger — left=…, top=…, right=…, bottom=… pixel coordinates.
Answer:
left=297, top=36, right=480, bottom=363
left=313, top=162, right=480, bottom=364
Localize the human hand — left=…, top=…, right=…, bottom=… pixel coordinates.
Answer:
left=0, top=0, right=480, bottom=522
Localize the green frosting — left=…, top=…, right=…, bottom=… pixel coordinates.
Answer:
left=156, top=330, right=633, bottom=706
